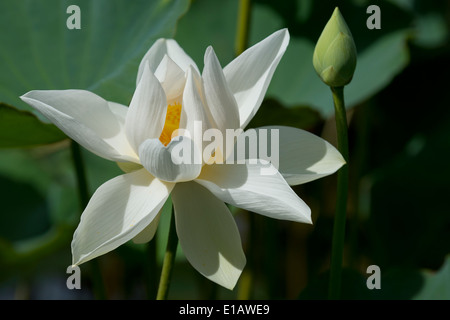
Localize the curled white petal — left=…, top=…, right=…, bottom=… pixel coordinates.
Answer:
left=138, top=136, right=202, bottom=183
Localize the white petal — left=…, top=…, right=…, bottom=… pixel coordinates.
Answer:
left=132, top=211, right=161, bottom=244
left=154, top=55, right=186, bottom=102
left=195, top=162, right=312, bottom=224
left=138, top=136, right=202, bottom=183
left=223, top=29, right=290, bottom=128
left=180, top=66, right=213, bottom=157
left=116, top=161, right=144, bottom=174
left=172, top=181, right=246, bottom=290
left=21, top=90, right=138, bottom=162
left=137, top=39, right=199, bottom=84
left=234, top=126, right=345, bottom=185
left=202, top=47, right=240, bottom=133
left=181, top=66, right=211, bottom=132
left=105, top=101, right=138, bottom=161
left=107, top=101, right=128, bottom=122
left=125, top=63, right=167, bottom=153
left=72, top=168, right=174, bottom=265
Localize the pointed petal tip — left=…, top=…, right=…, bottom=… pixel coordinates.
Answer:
left=223, top=274, right=243, bottom=291
left=204, top=46, right=215, bottom=62
left=71, top=254, right=92, bottom=267
left=273, top=28, right=290, bottom=45
left=305, top=213, right=313, bottom=225
left=331, top=148, right=347, bottom=171
left=223, top=29, right=290, bottom=129
left=219, top=254, right=247, bottom=291
left=185, top=64, right=197, bottom=77
left=285, top=192, right=313, bottom=225
left=70, top=252, right=83, bottom=267
left=296, top=204, right=313, bottom=225
left=20, top=90, right=38, bottom=101
left=279, top=27, right=290, bottom=38
left=206, top=255, right=247, bottom=291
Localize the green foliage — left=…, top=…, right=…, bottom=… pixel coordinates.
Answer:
left=0, top=0, right=449, bottom=299
left=0, top=103, right=66, bottom=148
left=0, top=0, right=189, bottom=292
left=0, top=0, right=190, bottom=116
left=299, top=256, right=450, bottom=299
left=175, top=0, right=417, bottom=119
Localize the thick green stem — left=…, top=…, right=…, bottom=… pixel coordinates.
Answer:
left=70, top=141, right=106, bottom=300
left=156, top=206, right=178, bottom=300
left=235, top=0, right=252, bottom=57
left=328, top=86, right=349, bottom=300
left=235, top=0, right=254, bottom=300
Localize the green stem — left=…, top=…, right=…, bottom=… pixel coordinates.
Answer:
left=237, top=269, right=253, bottom=300
left=235, top=0, right=252, bottom=57
left=156, top=205, right=178, bottom=300
left=234, top=0, right=254, bottom=300
left=145, top=237, right=158, bottom=299
left=70, top=141, right=106, bottom=300
left=328, top=86, right=349, bottom=300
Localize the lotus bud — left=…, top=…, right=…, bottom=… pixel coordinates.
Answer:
left=313, top=7, right=357, bottom=87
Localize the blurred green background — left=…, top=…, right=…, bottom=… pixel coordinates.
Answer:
left=0, top=0, right=449, bottom=299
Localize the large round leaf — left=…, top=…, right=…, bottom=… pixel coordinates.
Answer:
left=0, top=103, right=66, bottom=147
left=0, top=0, right=189, bottom=115
left=0, top=0, right=189, bottom=274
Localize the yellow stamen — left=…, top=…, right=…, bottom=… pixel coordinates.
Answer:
left=159, top=102, right=182, bottom=146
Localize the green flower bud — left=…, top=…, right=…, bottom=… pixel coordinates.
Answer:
left=313, top=7, right=357, bottom=87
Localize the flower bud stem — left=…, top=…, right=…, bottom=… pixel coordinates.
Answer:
left=328, top=86, right=349, bottom=300
left=156, top=205, right=178, bottom=300
left=235, top=0, right=252, bottom=57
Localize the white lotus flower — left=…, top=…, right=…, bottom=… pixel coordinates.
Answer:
left=20, top=29, right=344, bottom=290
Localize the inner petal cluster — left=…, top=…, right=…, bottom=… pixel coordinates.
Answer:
left=159, top=102, right=182, bottom=146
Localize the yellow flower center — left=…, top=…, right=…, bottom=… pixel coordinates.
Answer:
left=159, top=102, right=182, bottom=146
